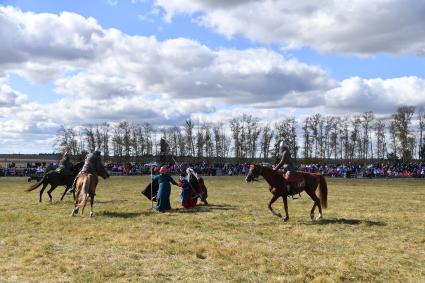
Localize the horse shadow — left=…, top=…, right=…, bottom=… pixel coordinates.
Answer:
left=307, top=218, right=386, bottom=226
left=96, top=211, right=142, bottom=218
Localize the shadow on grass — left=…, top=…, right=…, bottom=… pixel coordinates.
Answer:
left=96, top=199, right=129, bottom=204
left=135, top=203, right=238, bottom=215
left=172, top=203, right=238, bottom=214
left=307, top=218, right=386, bottom=226
left=97, top=211, right=141, bottom=218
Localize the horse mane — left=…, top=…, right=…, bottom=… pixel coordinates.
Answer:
left=256, top=164, right=285, bottom=188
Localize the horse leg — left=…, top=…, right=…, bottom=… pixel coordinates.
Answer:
left=90, top=194, right=94, bottom=217
left=268, top=193, right=282, bottom=218
left=71, top=185, right=80, bottom=216
left=39, top=183, right=48, bottom=203
left=310, top=203, right=317, bottom=221
left=60, top=186, right=69, bottom=201
left=282, top=195, right=289, bottom=222
left=47, top=185, right=57, bottom=202
left=81, top=194, right=89, bottom=215
left=306, top=190, right=322, bottom=221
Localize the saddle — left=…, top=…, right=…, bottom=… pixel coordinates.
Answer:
left=282, top=171, right=303, bottom=199
left=284, top=171, right=305, bottom=188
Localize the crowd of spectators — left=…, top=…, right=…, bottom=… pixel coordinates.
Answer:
left=300, top=162, right=425, bottom=178
left=2, top=160, right=425, bottom=178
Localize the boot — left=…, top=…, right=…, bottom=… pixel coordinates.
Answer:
left=69, top=174, right=79, bottom=193
left=289, top=183, right=299, bottom=199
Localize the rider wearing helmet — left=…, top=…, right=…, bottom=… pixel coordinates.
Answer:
left=274, top=141, right=297, bottom=196
left=58, top=151, right=74, bottom=188
left=80, top=148, right=104, bottom=175
left=69, top=148, right=105, bottom=193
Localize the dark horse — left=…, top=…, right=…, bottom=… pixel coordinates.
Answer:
left=245, top=164, right=328, bottom=221
left=26, top=162, right=84, bottom=202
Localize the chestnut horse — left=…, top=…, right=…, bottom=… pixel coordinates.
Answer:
left=245, top=164, right=327, bottom=221
left=71, top=165, right=109, bottom=217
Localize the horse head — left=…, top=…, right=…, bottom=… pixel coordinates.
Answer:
left=97, top=165, right=110, bottom=179
left=245, top=164, right=261, bottom=182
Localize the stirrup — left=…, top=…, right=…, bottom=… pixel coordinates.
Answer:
left=290, top=193, right=301, bottom=200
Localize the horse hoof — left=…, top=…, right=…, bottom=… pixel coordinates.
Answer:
left=310, top=213, right=315, bottom=221
left=283, top=217, right=289, bottom=222
left=316, top=214, right=323, bottom=221
left=90, top=212, right=93, bottom=217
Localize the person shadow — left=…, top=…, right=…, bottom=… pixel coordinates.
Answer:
left=172, top=203, right=238, bottom=214
left=306, top=218, right=386, bottom=226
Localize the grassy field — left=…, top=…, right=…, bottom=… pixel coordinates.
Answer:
left=0, top=176, right=424, bottom=282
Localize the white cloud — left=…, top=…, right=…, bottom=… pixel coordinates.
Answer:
left=1, top=6, right=425, bottom=153
left=155, top=0, right=425, bottom=55
left=106, top=0, right=118, bottom=7
left=0, top=6, right=104, bottom=82
left=324, top=76, right=425, bottom=113
left=0, top=84, right=27, bottom=107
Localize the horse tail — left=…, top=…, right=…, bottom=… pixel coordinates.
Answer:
left=316, top=174, right=328, bottom=209
left=26, top=175, right=46, bottom=192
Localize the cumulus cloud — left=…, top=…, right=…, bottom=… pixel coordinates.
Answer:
left=1, top=5, right=425, bottom=153
left=324, top=76, right=425, bottom=113
left=0, top=6, right=104, bottom=82
left=155, top=0, right=425, bottom=55
left=0, top=84, right=27, bottom=107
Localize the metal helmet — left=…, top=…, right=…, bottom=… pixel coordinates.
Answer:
left=279, top=141, right=289, bottom=151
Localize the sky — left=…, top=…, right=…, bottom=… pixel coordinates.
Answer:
left=1, top=0, right=425, bottom=153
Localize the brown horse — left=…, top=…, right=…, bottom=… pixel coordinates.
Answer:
left=71, top=166, right=109, bottom=217
left=26, top=162, right=84, bottom=202
left=245, top=164, right=327, bottom=221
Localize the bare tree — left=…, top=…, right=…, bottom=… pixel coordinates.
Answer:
left=230, top=118, right=242, bottom=160
left=184, top=119, right=195, bottom=157
left=260, top=124, right=274, bottom=159
left=392, top=106, right=415, bottom=161
left=418, top=108, right=425, bottom=159
left=361, top=111, right=374, bottom=160
left=302, top=117, right=311, bottom=159
left=100, top=122, right=110, bottom=159
left=374, top=119, right=386, bottom=160
left=84, top=125, right=96, bottom=152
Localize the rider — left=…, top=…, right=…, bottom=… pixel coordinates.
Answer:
left=69, top=148, right=105, bottom=193
left=273, top=141, right=297, bottom=196
left=58, top=151, right=74, bottom=188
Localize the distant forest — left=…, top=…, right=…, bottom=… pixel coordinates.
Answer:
left=55, top=106, right=425, bottom=163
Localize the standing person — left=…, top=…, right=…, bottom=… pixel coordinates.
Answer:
left=187, top=168, right=208, bottom=205
left=179, top=173, right=195, bottom=208
left=58, top=151, right=74, bottom=188
left=152, top=166, right=180, bottom=212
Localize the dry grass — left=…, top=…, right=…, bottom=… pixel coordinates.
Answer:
left=0, top=176, right=424, bottom=282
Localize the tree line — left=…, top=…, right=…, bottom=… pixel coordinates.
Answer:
left=55, top=106, right=425, bottom=163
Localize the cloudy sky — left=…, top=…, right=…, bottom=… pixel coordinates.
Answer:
left=1, top=0, right=425, bottom=153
